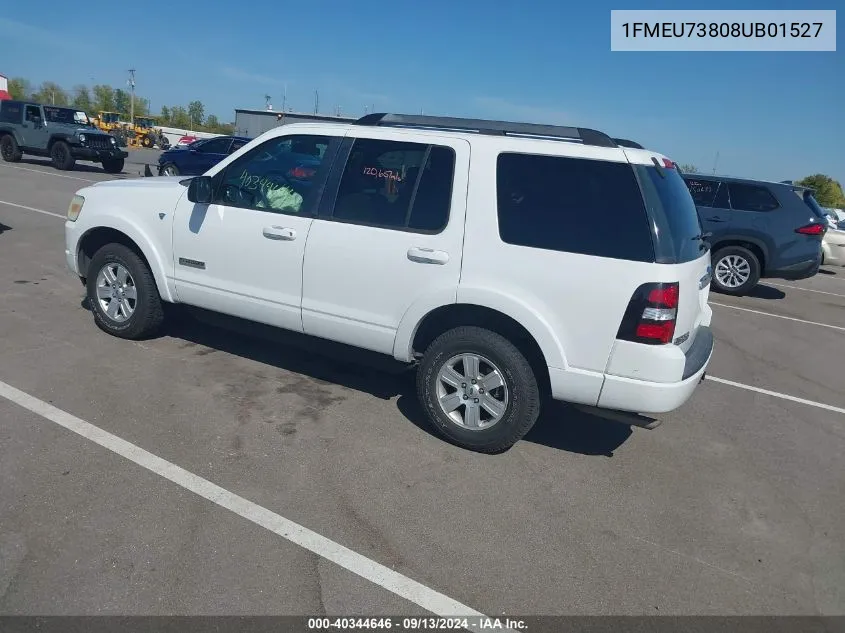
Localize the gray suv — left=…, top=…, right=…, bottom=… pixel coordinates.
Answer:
left=683, top=174, right=827, bottom=295
left=0, top=100, right=127, bottom=173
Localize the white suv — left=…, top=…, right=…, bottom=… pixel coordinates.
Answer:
left=64, top=113, right=714, bottom=453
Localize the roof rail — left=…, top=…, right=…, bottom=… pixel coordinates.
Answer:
left=612, top=138, right=644, bottom=149
left=355, top=113, right=618, bottom=148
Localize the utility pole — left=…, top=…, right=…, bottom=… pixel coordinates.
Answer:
left=282, top=84, right=287, bottom=112
left=127, top=68, right=136, bottom=126
left=314, top=90, right=319, bottom=115
left=712, top=150, right=720, bottom=175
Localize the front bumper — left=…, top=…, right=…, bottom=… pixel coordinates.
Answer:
left=69, top=146, right=128, bottom=162
left=595, top=326, right=715, bottom=414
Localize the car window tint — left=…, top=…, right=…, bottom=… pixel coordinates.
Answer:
left=0, top=101, right=22, bottom=123
left=197, top=137, right=232, bottom=154
left=728, top=183, right=779, bottom=212
left=25, top=105, right=40, bottom=122
left=496, top=153, right=654, bottom=262
left=684, top=178, right=720, bottom=207
left=332, top=139, right=454, bottom=233
left=229, top=139, right=248, bottom=154
left=712, top=182, right=729, bottom=208
left=215, top=134, right=331, bottom=216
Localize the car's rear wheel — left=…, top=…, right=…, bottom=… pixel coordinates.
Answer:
left=50, top=141, right=75, bottom=171
left=417, top=326, right=541, bottom=453
left=86, top=243, right=164, bottom=340
left=711, top=245, right=760, bottom=296
left=160, top=163, right=179, bottom=176
left=0, top=134, right=22, bottom=162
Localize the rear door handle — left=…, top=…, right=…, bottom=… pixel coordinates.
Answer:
left=407, top=247, right=449, bottom=265
left=262, top=226, right=296, bottom=241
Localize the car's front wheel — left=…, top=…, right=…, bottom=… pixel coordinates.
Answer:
left=416, top=326, right=541, bottom=453
left=86, top=243, right=164, bottom=340
left=50, top=141, right=75, bottom=171
left=159, top=163, right=179, bottom=176
left=102, top=158, right=124, bottom=174
left=711, top=246, right=761, bottom=295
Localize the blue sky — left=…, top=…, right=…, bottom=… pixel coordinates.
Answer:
left=1, top=0, right=842, bottom=184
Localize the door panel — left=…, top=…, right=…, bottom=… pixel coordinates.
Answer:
left=302, top=136, right=469, bottom=355
left=171, top=133, right=340, bottom=332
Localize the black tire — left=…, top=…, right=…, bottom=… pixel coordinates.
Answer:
left=0, top=134, right=23, bottom=162
left=50, top=140, right=75, bottom=171
left=711, top=245, right=761, bottom=296
left=102, top=158, right=124, bottom=174
left=416, top=326, right=541, bottom=453
left=159, top=162, right=179, bottom=176
left=142, top=135, right=154, bottom=148
left=86, top=243, right=164, bottom=340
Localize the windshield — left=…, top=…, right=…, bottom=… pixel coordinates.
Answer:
left=102, top=113, right=120, bottom=123
left=634, top=164, right=706, bottom=264
left=43, top=107, right=84, bottom=125
left=137, top=118, right=153, bottom=128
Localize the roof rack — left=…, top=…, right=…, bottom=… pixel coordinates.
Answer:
left=355, top=113, right=618, bottom=148
left=612, top=138, right=644, bottom=149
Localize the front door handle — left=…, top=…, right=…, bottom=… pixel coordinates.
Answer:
left=707, top=216, right=727, bottom=223
left=407, top=247, right=449, bottom=265
left=262, top=226, right=296, bottom=241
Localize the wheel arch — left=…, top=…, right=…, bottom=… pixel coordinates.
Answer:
left=76, top=222, right=175, bottom=302
left=711, top=236, right=768, bottom=272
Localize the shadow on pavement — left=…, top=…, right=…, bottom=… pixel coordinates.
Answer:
left=0, top=222, right=12, bottom=234
left=746, top=284, right=786, bottom=300
left=95, top=305, right=633, bottom=456
left=818, top=268, right=837, bottom=276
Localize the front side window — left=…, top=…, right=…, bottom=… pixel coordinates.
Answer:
left=728, top=183, right=779, bottom=212
left=496, top=152, right=654, bottom=262
left=229, top=138, right=249, bottom=154
left=214, top=134, right=332, bottom=216
left=331, top=138, right=455, bottom=233
left=25, top=105, right=41, bottom=123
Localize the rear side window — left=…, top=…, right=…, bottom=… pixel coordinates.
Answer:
left=684, top=178, right=720, bottom=207
left=728, top=183, right=779, bottom=212
left=332, top=139, right=455, bottom=234
left=496, top=153, right=654, bottom=262
left=0, top=101, right=22, bottom=124
left=636, top=165, right=705, bottom=264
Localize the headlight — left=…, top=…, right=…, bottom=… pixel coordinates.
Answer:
left=67, top=195, right=85, bottom=222
left=110, top=136, right=116, bottom=145
left=79, top=133, right=87, bottom=143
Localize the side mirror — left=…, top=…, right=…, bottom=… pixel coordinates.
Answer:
left=187, top=176, right=213, bottom=204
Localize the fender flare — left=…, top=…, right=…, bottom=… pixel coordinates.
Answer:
left=710, top=234, right=772, bottom=264
left=392, top=285, right=568, bottom=370
left=77, top=214, right=175, bottom=303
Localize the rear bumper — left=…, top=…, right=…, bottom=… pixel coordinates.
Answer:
left=69, top=146, right=128, bottom=161
left=595, top=326, right=714, bottom=414
left=766, top=252, right=821, bottom=280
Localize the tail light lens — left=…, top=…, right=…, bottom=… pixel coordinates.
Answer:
left=617, top=282, right=679, bottom=345
left=795, top=223, right=826, bottom=236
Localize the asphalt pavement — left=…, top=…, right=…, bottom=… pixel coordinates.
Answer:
left=1, top=159, right=844, bottom=619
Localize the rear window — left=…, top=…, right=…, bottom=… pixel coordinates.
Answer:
left=496, top=153, right=654, bottom=262
left=635, top=165, right=705, bottom=264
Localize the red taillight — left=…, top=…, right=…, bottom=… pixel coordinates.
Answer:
left=616, top=282, right=679, bottom=346
left=647, top=284, right=679, bottom=309
left=288, top=166, right=316, bottom=178
left=795, top=223, right=825, bottom=236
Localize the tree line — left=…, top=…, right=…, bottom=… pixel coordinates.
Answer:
left=5, top=77, right=234, bottom=135
left=679, top=164, right=844, bottom=208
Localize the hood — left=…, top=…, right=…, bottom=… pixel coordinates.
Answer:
left=92, top=176, right=188, bottom=189
left=51, top=122, right=108, bottom=136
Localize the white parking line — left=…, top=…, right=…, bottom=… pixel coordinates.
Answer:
left=765, top=282, right=845, bottom=298
left=707, top=376, right=845, bottom=415
left=709, top=302, right=845, bottom=332
left=0, top=380, right=500, bottom=632
left=0, top=163, right=98, bottom=182
left=0, top=199, right=66, bottom=220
